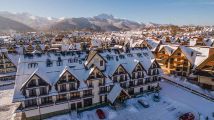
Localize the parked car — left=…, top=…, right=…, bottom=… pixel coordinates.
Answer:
left=96, top=109, right=106, bottom=119
left=179, top=112, right=195, bottom=120
left=153, top=93, right=160, bottom=102
left=138, top=99, right=150, bottom=108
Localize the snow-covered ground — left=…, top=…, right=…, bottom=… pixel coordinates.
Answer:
left=163, top=74, right=214, bottom=98
left=1, top=81, right=213, bottom=120
left=0, top=80, right=14, bottom=86
left=45, top=81, right=214, bottom=120
left=160, top=81, right=214, bottom=120
left=0, top=85, right=18, bottom=120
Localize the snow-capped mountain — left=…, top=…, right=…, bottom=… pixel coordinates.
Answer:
left=0, top=16, right=34, bottom=32
left=0, top=12, right=146, bottom=32
left=0, top=11, right=59, bottom=30
left=51, top=14, right=145, bottom=31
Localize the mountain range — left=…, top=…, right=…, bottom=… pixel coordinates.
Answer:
left=0, top=11, right=160, bottom=32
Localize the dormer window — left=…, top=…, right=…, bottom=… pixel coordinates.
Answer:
left=74, top=58, right=78, bottom=63
left=68, top=58, right=73, bottom=63
left=46, top=59, right=53, bottom=67
left=28, top=63, right=38, bottom=68
left=57, top=57, right=63, bottom=66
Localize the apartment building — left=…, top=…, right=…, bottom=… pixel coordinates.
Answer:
left=194, top=54, right=214, bottom=90
left=0, top=49, right=18, bottom=81
left=156, top=45, right=212, bottom=76
left=13, top=47, right=161, bottom=119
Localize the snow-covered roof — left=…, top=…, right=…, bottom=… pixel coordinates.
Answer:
left=146, top=39, right=160, bottom=51
left=159, top=45, right=178, bottom=56
left=107, top=83, right=123, bottom=103
left=13, top=48, right=156, bottom=102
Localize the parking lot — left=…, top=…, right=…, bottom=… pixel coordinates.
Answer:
left=46, top=92, right=198, bottom=120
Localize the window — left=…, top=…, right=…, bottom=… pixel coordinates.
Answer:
left=46, top=59, right=53, bottom=67
left=177, top=53, right=181, bottom=56
left=28, top=89, right=37, bottom=97
left=132, top=73, right=135, bottom=79
left=113, top=76, right=117, bottom=82
left=70, top=92, right=80, bottom=99
left=40, top=87, right=47, bottom=95
left=100, top=60, right=104, bottom=66
left=56, top=94, right=67, bottom=102
left=28, top=79, right=37, bottom=87
left=56, top=57, right=63, bottom=66
left=28, top=63, right=38, bottom=68
left=60, top=84, right=67, bottom=92
left=68, top=58, right=73, bottom=63
left=99, top=87, right=107, bottom=94
left=41, top=96, right=52, bottom=105
left=88, top=81, right=93, bottom=87
left=84, top=98, right=92, bottom=107
left=69, top=83, right=76, bottom=90
left=83, top=90, right=92, bottom=97
left=74, top=58, right=78, bottom=63
left=25, top=99, right=37, bottom=107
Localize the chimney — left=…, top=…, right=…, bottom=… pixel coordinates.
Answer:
left=209, top=47, right=214, bottom=56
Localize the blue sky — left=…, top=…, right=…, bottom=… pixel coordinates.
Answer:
left=0, top=0, right=214, bottom=25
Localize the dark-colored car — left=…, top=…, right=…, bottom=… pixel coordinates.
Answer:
left=153, top=93, right=160, bottom=102
left=138, top=99, right=150, bottom=108
left=96, top=109, right=106, bottom=119
left=179, top=112, right=195, bottom=120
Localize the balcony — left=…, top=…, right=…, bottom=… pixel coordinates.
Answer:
left=70, top=96, right=81, bottom=101
left=83, top=93, right=93, bottom=98
left=99, top=90, right=108, bottom=95
left=69, top=87, right=78, bottom=91
left=59, top=88, right=67, bottom=92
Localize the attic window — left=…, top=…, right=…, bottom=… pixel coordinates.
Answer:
left=116, top=56, right=119, bottom=61
left=74, top=58, right=78, bottom=63
left=28, top=63, right=38, bottom=68
left=137, top=53, right=142, bottom=57
left=143, top=53, right=148, bottom=56
left=127, top=54, right=133, bottom=57
left=57, top=57, right=63, bottom=66
left=106, top=55, right=113, bottom=60
left=119, top=55, right=125, bottom=59
left=46, top=59, right=53, bottom=67
left=68, top=58, right=73, bottom=63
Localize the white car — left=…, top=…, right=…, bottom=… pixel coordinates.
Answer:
left=138, top=99, right=149, bottom=108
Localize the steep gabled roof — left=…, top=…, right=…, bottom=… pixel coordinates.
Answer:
left=195, top=54, right=214, bottom=70
left=107, top=83, right=130, bottom=104
left=85, top=50, right=107, bottom=66
left=20, top=69, right=51, bottom=90
left=54, top=66, right=80, bottom=85
left=86, top=66, right=106, bottom=80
